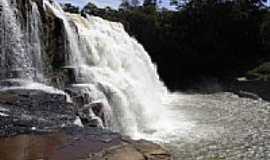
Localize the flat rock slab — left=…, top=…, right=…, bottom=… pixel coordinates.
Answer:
left=0, top=87, right=76, bottom=136
left=0, top=128, right=171, bottom=160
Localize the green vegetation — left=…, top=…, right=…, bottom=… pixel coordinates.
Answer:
left=63, top=0, right=270, bottom=90
left=61, top=3, right=80, bottom=14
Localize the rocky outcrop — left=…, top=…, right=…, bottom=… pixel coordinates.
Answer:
left=0, top=79, right=76, bottom=136
left=65, top=84, right=112, bottom=128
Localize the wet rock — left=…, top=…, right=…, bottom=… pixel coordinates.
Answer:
left=122, top=138, right=171, bottom=160
left=84, top=102, right=112, bottom=127
left=237, top=90, right=262, bottom=100
left=62, top=66, right=78, bottom=84
left=65, top=84, right=112, bottom=127
left=0, top=88, right=72, bottom=112
left=86, top=116, right=104, bottom=128
left=65, top=85, right=99, bottom=107
left=0, top=92, right=17, bottom=105
left=99, top=145, right=145, bottom=160
left=78, top=107, right=104, bottom=128
left=98, top=141, right=171, bottom=160
left=0, top=127, right=172, bottom=160
left=0, top=85, right=76, bottom=136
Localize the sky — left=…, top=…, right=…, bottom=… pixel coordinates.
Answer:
left=57, top=0, right=174, bottom=9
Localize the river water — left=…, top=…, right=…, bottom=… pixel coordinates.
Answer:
left=161, top=92, right=270, bottom=160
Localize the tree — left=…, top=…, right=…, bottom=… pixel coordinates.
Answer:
left=61, top=3, right=80, bottom=14
left=143, top=0, right=157, bottom=7
left=120, top=0, right=131, bottom=10
left=170, top=0, right=267, bottom=9
left=81, top=2, right=99, bottom=16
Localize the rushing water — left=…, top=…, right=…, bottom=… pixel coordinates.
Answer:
left=43, top=0, right=185, bottom=139
left=162, top=92, right=270, bottom=160
left=0, top=0, right=44, bottom=81
left=66, top=14, right=177, bottom=138
left=0, top=0, right=191, bottom=140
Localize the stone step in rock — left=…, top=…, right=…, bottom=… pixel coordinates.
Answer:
left=0, top=81, right=78, bottom=136
left=0, top=89, right=73, bottom=113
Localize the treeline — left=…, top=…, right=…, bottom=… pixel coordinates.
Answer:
left=62, top=0, right=270, bottom=90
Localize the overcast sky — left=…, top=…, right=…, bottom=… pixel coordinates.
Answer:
left=57, top=0, right=174, bottom=9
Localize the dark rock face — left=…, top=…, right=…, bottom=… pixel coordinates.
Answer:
left=0, top=79, right=76, bottom=136
left=0, top=90, right=75, bottom=135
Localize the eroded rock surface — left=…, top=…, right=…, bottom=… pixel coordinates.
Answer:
left=0, top=80, right=76, bottom=136
left=0, top=128, right=171, bottom=160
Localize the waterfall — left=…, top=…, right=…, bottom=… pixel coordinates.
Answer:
left=0, top=0, right=33, bottom=79
left=27, top=1, right=44, bottom=81
left=43, top=0, right=174, bottom=137
left=0, top=0, right=43, bottom=81
left=0, top=0, right=194, bottom=141
left=43, top=0, right=83, bottom=65
left=65, top=14, right=174, bottom=138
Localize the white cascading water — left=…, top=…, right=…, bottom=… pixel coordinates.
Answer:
left=0, top=0, right=44, bottom=81
left=0, top=0, right=69, bottom=100
left=0, top=0, right=33, bottom=79
left=68, top=14, right=169, bottom=137
left=70, top=15, right=195, bottom=140
left=27, top=1, right=44, bottom=81
left=43, top=0, right=84, bottom=65
left=44, top=0, right=194, bottom=140
left=1, top=0, right=194, bottom=141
